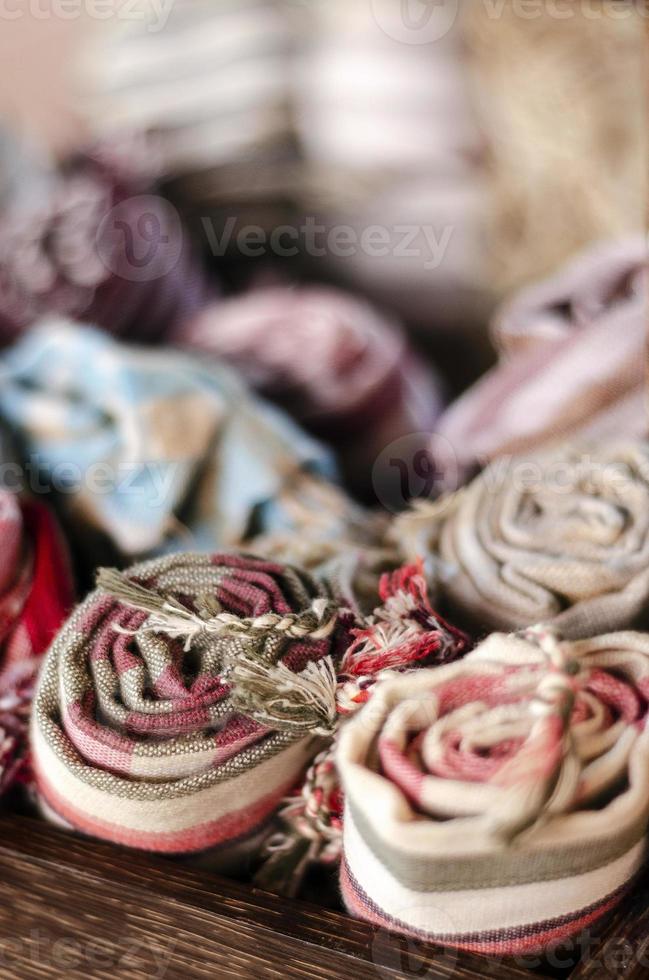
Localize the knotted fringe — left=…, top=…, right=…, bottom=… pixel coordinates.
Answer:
left=97, top=567, right=338, bottom=648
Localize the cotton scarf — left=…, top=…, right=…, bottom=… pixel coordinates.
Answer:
left=391, top=441, right=649, bottom=639
left=437, top=237, right=648, bottom=485
left=0, top=492, right=74, bottom=797
left=32, top=552, right=344, bottom=856
left=339, top=627, right=649, bottom=955
left=177, top=286, right=443, bottom=497
left=0, top=319, right=333, bottom=565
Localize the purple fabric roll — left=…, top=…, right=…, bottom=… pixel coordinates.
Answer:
left=176, top=285, right=444, bottom=496
left=0, top=154, right=212, bottom=345
left=436, top=237, right=648, bottom=486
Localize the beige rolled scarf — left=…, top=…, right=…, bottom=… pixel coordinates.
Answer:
left=338, top=628, right=649, bottom=955
left=391, top=441, right=649, bottom=638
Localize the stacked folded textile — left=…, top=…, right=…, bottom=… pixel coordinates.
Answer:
left=84, top=0, right=297, bottom=226
left=392, top=441, right=649, bottom=639
left=0, top=492, right=74, bottom=797
left=339, top=627, right=649, bottom=955
left=438, top=238, right=648, bottom=482
left=0, top=319, right=334, bottom=564
left=178, top=286, right=443, bottom=495
left=0, top=155, right=210, bottom=345
left=32, top=552, right=343, bottom=855
left=296, top=0, right=489, bottom=331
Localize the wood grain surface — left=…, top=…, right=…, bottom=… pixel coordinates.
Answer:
left=0, top=813, right=546, bottom=980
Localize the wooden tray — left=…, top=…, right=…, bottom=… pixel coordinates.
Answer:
left=0, top=813, right=647, bottom=979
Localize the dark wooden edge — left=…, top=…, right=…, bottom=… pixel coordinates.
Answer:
left=0, top=814, right=544, bottom=980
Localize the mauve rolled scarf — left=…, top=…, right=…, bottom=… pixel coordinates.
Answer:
left=0, top=319, right=333, bottom=563
left=0, top=492, right=74, bottom=797
left=391, top=441, right=649, bottom=639
left=178, top=286, right=443, bottom=495
left=437, top=238, right=648, bottom=483
left=339, top=627, right=649, bottom=955
left=32, top=552, right=344, bottom=855
left=0, top=153, right=211, bottom=346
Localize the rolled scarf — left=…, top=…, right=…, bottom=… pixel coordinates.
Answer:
left=0, top=492, right=74, bottom=797
left=391, top=441, right=649, bottom=639
left=177, top=286, right=444, bottom=495
left=437, top=238, right=648, bottom=484
left=338, top=627, right=649, bottom=955
left=31, top=552, right=344, bottom=855
left=296, top=0, right=489, bottom=333
left=83, top=0, right=297, bottom=228
left=0, top=319, right=333, bottom=565
left=0, top=154, right=211, bottom=345
left=256, top=561, right=468, bottom=895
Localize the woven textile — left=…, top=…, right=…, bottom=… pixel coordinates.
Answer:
left=0, top=493, right=74, bottom=796
left=177, top=286, right=443, bottom=495
left=32, top=551, right=343, bottom=855
left=438, top=238, right=648, bottom=483
left=84, top=0, right=297, bottom=226
left=338, top=628, right=649, bottom=955
left=0, top=319, right=333, bottom=563
left=0, top=154, right=210, bottom=345
left=391, top=441, right=649, bottom=638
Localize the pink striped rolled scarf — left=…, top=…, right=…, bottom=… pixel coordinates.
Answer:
left=255, top=561, right=468, bottom=894
left=391, top=441, right=649, bottom=639
left=32, top=552, right=345, bottom=856
left=437, top=238, right=648, bottom=483
left=338, top=627, right=649, bottom=956
left=0, top=492, right=74, bottom=797
left=177, top=286, right=443, bottom=497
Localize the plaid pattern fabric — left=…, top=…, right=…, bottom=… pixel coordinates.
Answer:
left=0, top=493, right=74, bottom=796
left=0, top=319, right=333, bottom=561
left=32, top=552, right=341, bottom=856
left=392, top=441, right=649, bottom=639
left=438, top=238, right=648, bottom=483
left=338, top=628, right=649, bottom=956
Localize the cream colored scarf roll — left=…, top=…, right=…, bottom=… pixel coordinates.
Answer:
left=338, top=627, right=649, bottom=955
left=391, top=442, right=649, bottom=638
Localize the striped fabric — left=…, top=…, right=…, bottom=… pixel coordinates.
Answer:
left=0, top=492, right=74, bottom=796
left=84, top=0, right=297, bottom=223
left=391, top=440, right=649, bottom=639
left=32, top=552, right=342, bottom=858
left=338, top=627, right=649, bottom=956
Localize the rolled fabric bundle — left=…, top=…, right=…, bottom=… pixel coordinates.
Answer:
left=32, top=551, right=346, bottom=855
left=296, top=0, right=490, bottom=334
left=0, top=153, right=211, bottom=346
left=0, top=492, right=74, bottom=797
left=82, top=0, right=298, bottom=228
left=390, top=441, right=649, bottom=639
left=178, top=286, right=444, bottom=495
left=0, top=319, right=333, bottom=565
left=255, top=560, right=469, bottom=895
left=437, top=237, right=648, bottom=483
left=338, top=627, right=649, bottom=955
